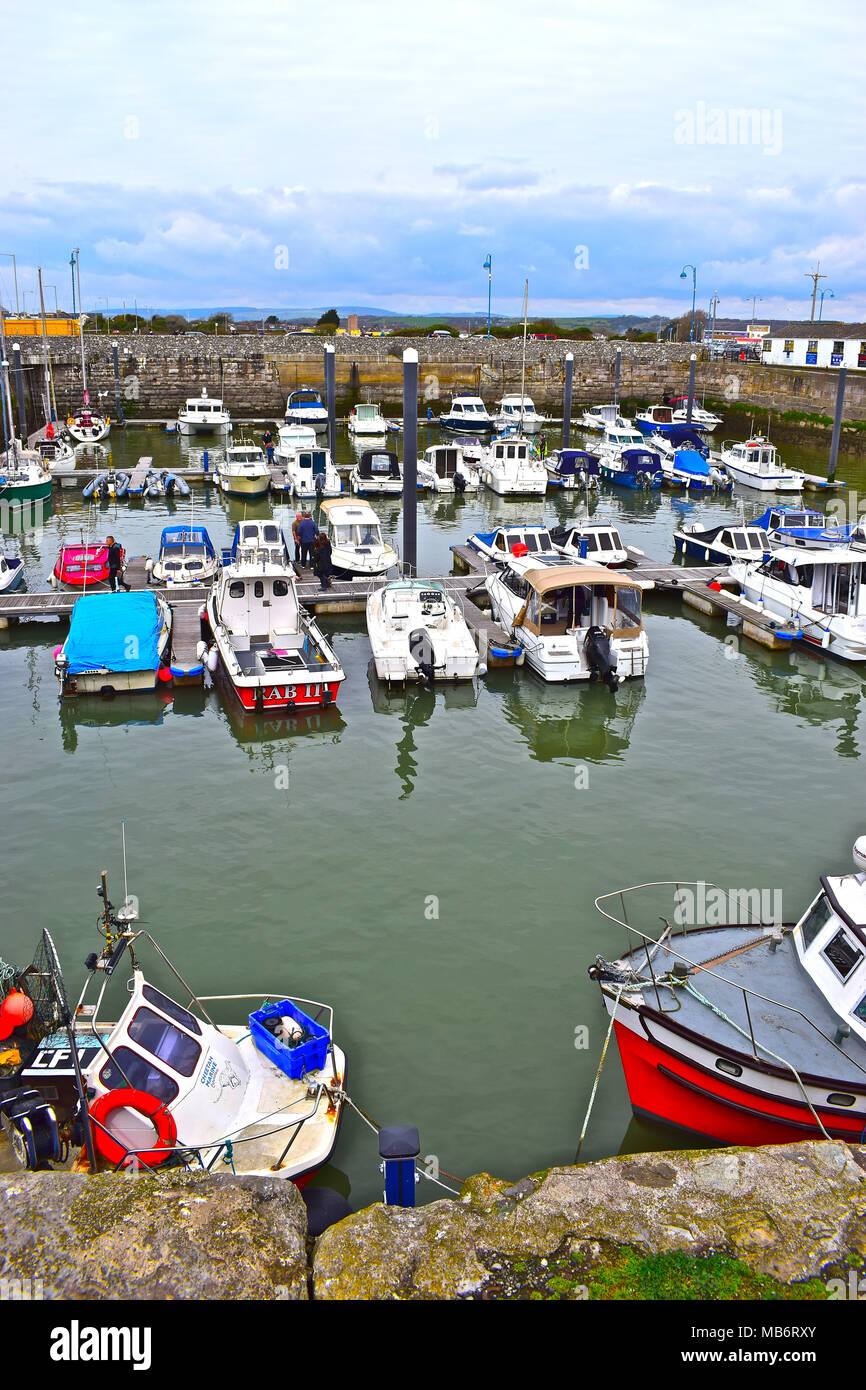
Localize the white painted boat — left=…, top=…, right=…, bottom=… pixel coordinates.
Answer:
left=668, top=397, right=723, bottom=432
left=177, top=388, right=231, bottom=435
left=730, top=545, right=866, bottom=661
left=493, top=394, right=545, bottom=434
left=4, top=885, right=346, bottom=1184
left=275, top=438, right=342, bottom=499
left=147, top=526, right=220, bottom=586
left=206, top=558, right=344, bottom=712
left=0, top=446, right=53, bottom=502
left=366, top=579, right=479, bottom=683
left=348, top=402, right=388, bottom=436
left=552, top=520, right=629, bottom=568
left=35, top=434, right=76, bottom=475
left=417, top=445, right=478, bottom=493
left=216, top=444, right=270, bottom=499
left=467, top=523, right=557, bottom=564
left=0, top=547, right=24, bottom=593
left=350, top=449, right=403, bottom=496
left=439, top=394, right=495, bottom=434
left=480, top=437, right=547, bottom=496
left=486, top=555, right=649, bottom=685
left=579, top=403, right=629, bottom=432
left=285, top=386, right=328, bottom=432
left=718, top=436, right=804, bottom=493
left=319, top=499, right=398, bottom=578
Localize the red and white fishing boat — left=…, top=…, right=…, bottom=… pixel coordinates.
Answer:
left=50, top=541, right=124, bottom=589
left=589, top=845, right=866, bottom=1146
left=204, top=557, right=344, bottom=712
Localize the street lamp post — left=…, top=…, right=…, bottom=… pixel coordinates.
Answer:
left=483, top=254, right=492, bottom=337
left=0, top=253, right=19, bottom=314
left=680, top=265, right=697, bottom=342
left=45, top=285, right=59, bottom=314
left=749, top=295, right=765, bottom=323
left=818, top=289, right=835, bottom=322
left=70, top=250, right=78, bottom=315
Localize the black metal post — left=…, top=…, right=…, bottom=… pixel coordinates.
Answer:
left=112, top=344, right=125, bottom=424
left=402, top=348, right=418, bottom=577
left=562, top=351, right=573, bottom=449
left=324, top=345, right=336, bottom=460
left=828, top=367, right=847, bottom=482
left=11, top=342, right=26, bottom=438
left=686, top=353, right=696, bottom=424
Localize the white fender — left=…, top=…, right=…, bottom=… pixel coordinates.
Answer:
left=206, top=645, right=219, bottom=673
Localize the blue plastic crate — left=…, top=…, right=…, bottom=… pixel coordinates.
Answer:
left=249, top=999, right=330, bottom=1080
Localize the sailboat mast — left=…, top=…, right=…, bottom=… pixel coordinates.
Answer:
left=37, top=268, right=57, bottom=423
left=0, top=309, right=19, bottom=461
left=74, top=251, right=89, bottom=405
left=519, top=280, right=529, bottom=433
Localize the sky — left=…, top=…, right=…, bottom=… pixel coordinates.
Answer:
left=2, top=0, right=864, bottom=322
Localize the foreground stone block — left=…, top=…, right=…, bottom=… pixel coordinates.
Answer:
left=0, top=1171, right=308, bottom=1300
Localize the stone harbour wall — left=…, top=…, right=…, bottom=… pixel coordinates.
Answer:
left=13, top=335, right=866, bottom=444
left=2, top=1139, right=865, bottom=1301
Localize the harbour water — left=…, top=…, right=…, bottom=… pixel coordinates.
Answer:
left=2, top=423, right=865, bottom=1208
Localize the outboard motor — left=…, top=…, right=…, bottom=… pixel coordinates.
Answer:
left=409, top=628, right=436, bottom=686
left=585, top=624, right=619, bottom=694
left=453, top=472, right=466, bottom=494
left=314, top=470, right=325, bottom=498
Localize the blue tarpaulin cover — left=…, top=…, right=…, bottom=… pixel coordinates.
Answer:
left=675, top=448, right=711, bottom=477
left=64, top=592, right=163, bottom=674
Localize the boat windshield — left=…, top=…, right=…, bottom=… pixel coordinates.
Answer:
left=334, top=523, right=382, bottom=547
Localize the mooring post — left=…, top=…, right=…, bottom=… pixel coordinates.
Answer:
left=613, top=346, right=622, bottom=408
left=402, top=347, right=418, bottom=577
left=562, top=351, right=573, bottom=449
left=379, top=1125, right=420, bottom=1207
left=324, top=344, right=336, bottom=460
left=686, top=353, right=696, bottom=424
left=828, top=367, right=847, bottom=483
left=11, top=343, right=26, bottom=438
left=112, top=344, right=125, bottom=425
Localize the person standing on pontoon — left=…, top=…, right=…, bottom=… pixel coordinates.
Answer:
left=106, top=535, right=129, bottom=591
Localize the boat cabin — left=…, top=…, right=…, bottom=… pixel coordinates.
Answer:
left=756, top=547, right=865, bottom=613
left=356, top=450, right=401, bottom=481
left=548, top=449, right=600, bottom=480
left=351, top=403, right=385, bottom=426
left=154, top=527, right=217, bottom=578
left=447, top=396, right=491, bottom=422
left=422, top=446, right=461, bottom=480
left=225, top=445, right=266, bottom=467
left=489, top=438, right=532, bottom=464
left=503, top=559, right=644, bottom=637
left=726, top=438, right=781, bottom=475
left=288, top=389, right=324, bottom=409
left=320, top=501, right=386, bottom=550
left=225, top=521, right=291, bottom=568
left=181, top=393, right=224, bottom=416
left=602, top=426, right=646, bottom=449
left=471, top=524, right=555, bottom=560
left=553, top=522, right=627, bottom=566
left=497, top=395, right=539, bottom=422
left=642, top=406, right=673, bottom=425
left=794, top=865, right=866, bottom=1046
left=216, top=568, right=308, bottom=661
left=54, top=543, right=119, bottom=587
left=293, top=449, right=330, bottom=482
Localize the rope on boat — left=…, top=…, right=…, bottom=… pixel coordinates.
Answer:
left=680, top=978, right=832, bottom=1141
left=575, top=985, right=624, bottom=1163
left=343, top=1093, right=466, bottom=1191
left=0, top=957, right=18, bottom=993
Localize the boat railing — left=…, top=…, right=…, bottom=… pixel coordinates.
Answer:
left=593, top=881, right=866, bottom=1082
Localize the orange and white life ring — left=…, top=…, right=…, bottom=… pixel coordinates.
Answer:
left=89, top=1088, right=177, bottom=1167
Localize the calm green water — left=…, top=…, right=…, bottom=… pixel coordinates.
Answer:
left=2, top=422, right=865, bottom=1207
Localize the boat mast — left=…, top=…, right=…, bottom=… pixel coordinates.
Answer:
left=519, top=279, right=528, bottom=434
left=74, top=251, right=89, bottom=406
left=0, top=309, right=19, bottom=462
left=37, top=267, right=57, bottom=423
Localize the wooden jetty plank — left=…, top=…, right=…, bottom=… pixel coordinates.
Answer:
left=168, top=599, right=206, bottom=683
left=126, top=456, right=154, bottom=495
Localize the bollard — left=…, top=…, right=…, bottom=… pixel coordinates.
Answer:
left=613, top=347, right=622, bottom=407
left=202, top=449, right=209, bottom=474
left=686, top=353, right=696, bottom=425
left=562, top=352, right=573, bottom=449
left=324, top=344, right=336, bottom=461
left=828, top=367, right=847, bottom=483
left=379, top=1125, right=420, bottom=1207
left=112, top=344, right=125, bottom=424
left=11, top=343, right=26, bottom=438
left=402, top=348, right=418, bottom=577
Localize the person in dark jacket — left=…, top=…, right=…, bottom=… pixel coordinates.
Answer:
left=105, top=535, right=129, bottom=591
left=313, top=531, right=333, bottom=590
left=296, top=512, right=318, bottom=568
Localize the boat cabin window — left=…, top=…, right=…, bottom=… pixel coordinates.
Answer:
left=822, top=928, right=863, bottom=981
left=254, top=581, right=264, bottom=598
left=229, top=581, right=245, bottom=599
left=128, top=1006, right=202, bottom=1076
left=814, top=563, right=861, bottom=615
left=615, top=585, right=642, bottom=630
left=99, top=1045, right=179, bottom=1103
left=369, top=455, right=394, bottom=474
left=800, top=894, right=833, bottom=947
left=502, top=569, right=529, bottom=599
left=537, top=584, right=593, bottom=631
left=142, top=985, right=201, bottom=1035
left=273, top=579, right=289, bottom=597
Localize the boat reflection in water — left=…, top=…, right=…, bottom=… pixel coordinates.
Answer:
left=682, top=604, right=864, bottom=758
left=219, top=695, right=346, bottom=772
left=0, top=494, right=54, bottom=538
left=496, top=671, right=646, bottom=765
left=58, top=688, right=186, bottom=753
left=367, top=659, right=478, bottom=798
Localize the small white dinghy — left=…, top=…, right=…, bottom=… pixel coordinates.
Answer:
left=366, top=579, right=480, bottom=683
left=320, top=499, right=398, bottom=578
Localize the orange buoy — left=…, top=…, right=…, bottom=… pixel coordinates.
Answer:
left=0, top=990, right=34, bottom=1030
left=157, top=666, right=173, bottom=683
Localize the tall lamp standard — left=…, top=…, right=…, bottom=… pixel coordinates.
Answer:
left=483, top=254, right=492, bottom=337
left=680, top=264, right=697, bottom=342
left=70, top=250, right=79, bottom=315
left=0, top=253, right=19, bottom=314
left=818, top=289, right=835, bottom=322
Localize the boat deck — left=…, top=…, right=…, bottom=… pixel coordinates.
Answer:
left=626, top=925, right=866, bottom=1086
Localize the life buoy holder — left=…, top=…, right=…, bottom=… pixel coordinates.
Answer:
left=89, top=1088, right=177, bottom=1167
